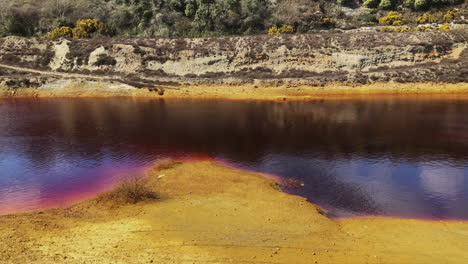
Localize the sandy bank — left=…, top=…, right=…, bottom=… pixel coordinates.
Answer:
left=2, top=81, right=468, bottom=101
left=0, top=160, right=467, bottom=263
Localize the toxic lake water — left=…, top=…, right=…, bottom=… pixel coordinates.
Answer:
left=1, top=97, right=468, bottom=220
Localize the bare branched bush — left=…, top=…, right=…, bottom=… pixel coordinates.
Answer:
left=48, top=0, right=76, bottom=18
left=98, top=175, right=157, bottom=205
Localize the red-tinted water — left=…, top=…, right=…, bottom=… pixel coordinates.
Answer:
left=0, top=97, right=467, bottom=219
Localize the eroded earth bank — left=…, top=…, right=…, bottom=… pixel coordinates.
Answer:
left=0, top=30, right=467, bottom=99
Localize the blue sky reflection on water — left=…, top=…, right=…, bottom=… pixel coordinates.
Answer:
left=229, top=154, right=468, bottom=219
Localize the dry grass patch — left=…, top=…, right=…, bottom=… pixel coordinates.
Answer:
left=154, top=159, right=182, bottom=171
left=97, top=175, right=158, bottom=205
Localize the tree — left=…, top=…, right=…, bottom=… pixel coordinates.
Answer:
left=414, top=0, right=430, bottom=11
left=0, top=7, right=38, bottom=37
left=404, top=0, right=415, bottom=7
left=133, top=0, right=153, bottom=30
left=378, top=0, right=393, bottom=10
left=186, top=0, right=243, bottom=35
left=363, top=0, right=380, bottom=8
left=239, top=0, right=269, bottom=34
left=48, top=0, right=75, bottom=19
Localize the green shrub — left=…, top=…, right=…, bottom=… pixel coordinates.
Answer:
left=378, top=0, right=393, bottom=10
left=51, top=17, right=74, bottom=29
left=97, top=23, right=117, bottom=37
left=0, top=0, right=463, bottom=38
left=432, top=0, right=461, bottom=6
left=404, top=0, right=416, bottom=7
left=363, top=0, right=381, bottom=8
left=414, top=0, right=430, bottom=11
left=355, top=11, right=378, bottom=23
left=0, top=8, right=38, bottom=37
left=431, top=0, right=444, bottom=5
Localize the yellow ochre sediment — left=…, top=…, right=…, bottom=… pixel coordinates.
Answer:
left=1, top=81, right=468, bottom=101
left=0, top=160, right=467, bottom=263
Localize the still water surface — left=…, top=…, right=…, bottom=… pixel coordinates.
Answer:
left=1, top=98, right=468, bottom=219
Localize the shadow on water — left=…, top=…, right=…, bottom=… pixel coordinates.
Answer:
left=0, top=97, right=468, bottom=219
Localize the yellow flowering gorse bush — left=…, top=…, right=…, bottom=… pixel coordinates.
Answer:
left=47, top=19, right=101, bottom=39
left=378, top=11, right=404, bottom=25
left=46, top=26, right=73, bottom=38
left=268, top=25, right=294, bottom=35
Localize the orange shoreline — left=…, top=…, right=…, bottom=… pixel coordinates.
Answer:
left=1, top=81, right=468, bottom=101
left=1, top=160, right=468, bottom=263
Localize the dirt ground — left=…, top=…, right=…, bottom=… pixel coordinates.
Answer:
left=2, top=79, right=468, bottom=101
left=1, top=160, right=467, bottom=264
left=1, top=62, right=468, bottom=100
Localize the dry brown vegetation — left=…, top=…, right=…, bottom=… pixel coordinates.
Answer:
left=97, top=175, right=157, bottom=205
left=154, top=159, right=182, bottom=171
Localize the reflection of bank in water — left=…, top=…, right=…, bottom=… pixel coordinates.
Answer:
left=0, top=98, right=468, bottom=219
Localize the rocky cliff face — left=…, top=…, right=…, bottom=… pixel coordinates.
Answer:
left=0, top=30, right=467, bottom=90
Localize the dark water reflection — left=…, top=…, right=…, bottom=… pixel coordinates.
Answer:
left=0, top=98, right=468, bottom=219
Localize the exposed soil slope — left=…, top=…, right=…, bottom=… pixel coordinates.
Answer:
left=1, top=161, right=467, bottom=264
left=0, top=30, right=467, bottom=98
